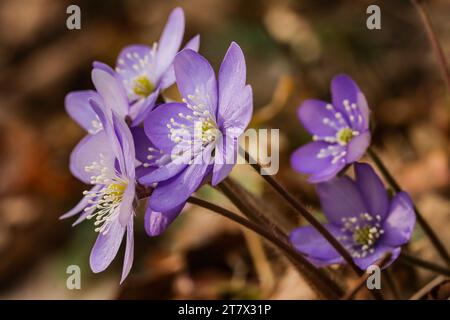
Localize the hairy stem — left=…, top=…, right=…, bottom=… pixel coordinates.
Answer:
left=243, top=150, right=362, bottom=276
left=409, top=275, right=447, bottom=300
left=186, top=196, right=342, bottom=299
left=136, top=184, right=342, bottom=298
left=220, top=178, right=289, bottom=245
left=368, top=148, right=450, bottom=268
left=400, top=252, right=450, bottom=277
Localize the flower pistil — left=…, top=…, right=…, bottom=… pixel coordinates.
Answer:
left=133, top=75, right=155, bottom=97
left=339, top=213, right=384, bottom=259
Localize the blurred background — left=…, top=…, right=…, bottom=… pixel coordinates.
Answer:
left=0, top=0, right=449, bottom=299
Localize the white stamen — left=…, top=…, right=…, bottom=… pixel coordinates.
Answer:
left=82, top=154, right=129, bottom=234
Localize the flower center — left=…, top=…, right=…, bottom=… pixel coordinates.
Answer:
left=83, top=155, right=128, bottom=234
left=353, top=226, right=378, bottom=246
left=133, top=76, right=154, bottom=97
left=84, top=181, right=128, bottom=234
left=195, top=118, right=219, bottom=144
left=336, top=127, right=354, bottom=145
left=166, top=89, right=220, bottom=159
left=106, top=182, right=127, bottom=198
left=339, top=213, right=384, bottom=258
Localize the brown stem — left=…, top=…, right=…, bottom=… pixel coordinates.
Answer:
left=368, top=148, right=450, bottom=268
left=136, top=183, right=342, bottom=297
left=400, top=252, right=450, bottom=276
left=411, top=0, right=450, bottom=94
left=409, top=275, right=447, bottom=300
left=341, top=253, right=392, bottom=300
left=219, top=178, right=289, bottom=245
left=219, top=179, right=345, bottom=297
left=186, top=196, right=342, bottom=299
left=243, top=150, right=362, bottom=276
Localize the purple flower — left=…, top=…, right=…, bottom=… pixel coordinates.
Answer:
left=131, top=126, right=185, bottom=236
left=61, top=100, right=136, bottom=283
left=65, top=69, right=185, bottom=280
left=140, top=42, right=253, bottom=221
left=291, top=74, right=371, bottom=183
left=94, top=7, right=200, bottom=125
left=290, top=163, right=416, bottom=270
left=65, top=68, right=131, bottom=183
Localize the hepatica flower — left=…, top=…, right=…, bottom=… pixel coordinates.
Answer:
left=66, top=67, right=133, bottom=183
left=62, top=101, right=137, bottom=282
left=290, top=163, right=415, bottom=270
left=141, top=42, right=252, bottom=219
left=291, top=74, right=371, bottom=182
left=94, top=7, right=200, bottom=125
left=63, top=67, right=142, bottom=282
